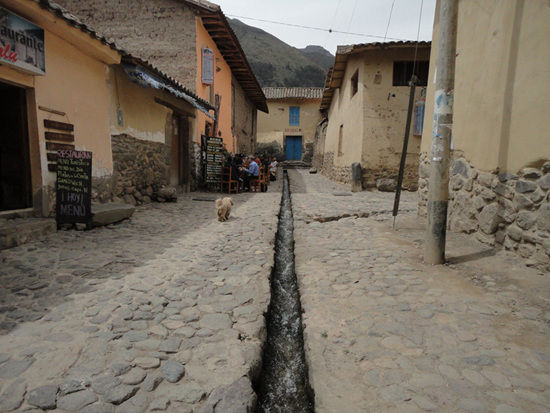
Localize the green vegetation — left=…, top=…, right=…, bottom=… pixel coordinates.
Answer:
left=229, top=18, right=334, bottom=88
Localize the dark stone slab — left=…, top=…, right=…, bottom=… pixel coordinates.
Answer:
left=141, top=374, right=163, bottom=392
left=28, top=384, right=59, bottom=410
left=0, top=378, right=26, bottom=412
left=498, top=172, right=518, bottom=182
left=59, top=378, right=90, bottom=396
left=201, top=377, right=256, bottom=413
left=160, top=360, right=185, bottom=383
left=0, top=357, right=35, bottom=378
left=103, top=384, right=138, bottom=405
left=91, top=375, right=121, bottom=395
left=91, top=203, right=135, bottom=227
left=57, top=390, right=98, bottom=411
left=515, top=180, right=538, bottom=193
left=452, top=159, right=469, bottom=177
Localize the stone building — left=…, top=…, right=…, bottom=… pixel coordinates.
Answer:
left=55, top=0, right=268, bottom=180
left=257, top=87, right=323, bottom=161
left=0, top=0, right=212, bottom=227
left=315, top=41, right=430, bottom=189
left=419, top=0, right=550, bottom=270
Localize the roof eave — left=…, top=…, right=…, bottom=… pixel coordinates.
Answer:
left=181, top=1, right=267, bottom=113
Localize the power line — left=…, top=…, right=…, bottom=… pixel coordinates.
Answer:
left=383, top=0, right=397, bottom=42
left=412, top=0, right=425, bottom=78
left=343, top=0, right=360, bottom=45
left=226, top=14, right=405, bottom=42
left=324, top=0, right=343, bottom=49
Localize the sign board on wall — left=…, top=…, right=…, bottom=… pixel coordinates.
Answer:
left=56, top=150, right=92, bottom=226
left=0, top=7, right=46, bottom=75
left=205, top=136, right=223, bottom=183
left=202, top=47, right=214, bottom=85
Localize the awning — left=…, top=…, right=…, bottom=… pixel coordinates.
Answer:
left=122, top=64, right=215, bottom=120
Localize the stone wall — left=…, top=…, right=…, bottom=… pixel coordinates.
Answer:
left=312, top=118, right=327, bottom=171
left=55, top=0, right=198, bottom=90
left=232, top=74, right=256, bottom=155
left=362, top=155, right=419, bottom=191
left=192, top=142, right=204, bottom=190
left=419, top=152, right=550, bottom=270
left=111, top=134, right=170, bottom=206
left=316, top=151, right=351, bottom=184
left=316, top=151, right=419, bottom=190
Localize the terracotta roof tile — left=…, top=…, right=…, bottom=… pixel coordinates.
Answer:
left=34, top=0, right=214, bottom=111
left=262, top=87, right=324, bottom=100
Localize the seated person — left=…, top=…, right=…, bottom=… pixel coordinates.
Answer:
left=241, top=155, right=259, bottom=190
left=269, top=157, right=278, bottom=180
left=234, top=153, right=244, bottom=167
left=224, top=156, right=240, bottom=182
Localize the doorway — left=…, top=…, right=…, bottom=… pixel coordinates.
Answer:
left=285, top=136, right=302, bottom=161
left=0, top=82, right=32, bottom=211
left=170, top=115, right=191, bottom=191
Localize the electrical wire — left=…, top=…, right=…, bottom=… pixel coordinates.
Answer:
left=226, top=14, right=405, bottom=42
left=383, top=0, right=397, bottom=42
left=343, top=0, right=359, bottom=45
left=412, top=0, right=425, bottom=81
left=324, top=0, right=342, bottom=49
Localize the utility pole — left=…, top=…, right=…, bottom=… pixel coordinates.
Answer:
left=393, top=75, right=417, bottom=228
left=424, top=0, right=458, bottom=264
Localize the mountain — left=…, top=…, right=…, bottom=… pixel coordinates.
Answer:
left=299, top=45, right=334, bottom=73
left=228, top=18, right=334, bottom=88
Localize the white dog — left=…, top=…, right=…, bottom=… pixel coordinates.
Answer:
left=215, top=197, right=233, bottom=222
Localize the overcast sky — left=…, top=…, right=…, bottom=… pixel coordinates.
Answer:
left=213, top=0, right=437, bottom=55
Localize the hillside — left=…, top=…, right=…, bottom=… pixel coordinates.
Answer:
left=228, top=18, right=334, bottom=88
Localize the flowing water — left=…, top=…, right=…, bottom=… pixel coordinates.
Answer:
left=257, top=172, right=314, bottom=413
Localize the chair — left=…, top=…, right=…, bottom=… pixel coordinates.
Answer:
left=249, top=166, right=265, bottom=192
left=264, top=165, right=270, bottom=187
left=220, top=166, right=239, bottom=194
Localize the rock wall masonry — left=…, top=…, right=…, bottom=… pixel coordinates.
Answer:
left=418, top=152, right=550, bottom=271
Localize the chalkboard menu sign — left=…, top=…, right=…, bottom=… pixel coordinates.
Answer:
left=56, top=150, right=92, bottom=226
left=205, top=136, right=223, bottom=183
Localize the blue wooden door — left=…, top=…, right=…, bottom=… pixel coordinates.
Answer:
left=286, top=136, right=302, bottom=160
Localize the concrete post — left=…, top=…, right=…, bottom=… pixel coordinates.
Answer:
left=424, top=0, right=458, bottom=264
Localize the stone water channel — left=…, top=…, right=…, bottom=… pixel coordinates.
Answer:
left=256, top=171, right=315, bottom=412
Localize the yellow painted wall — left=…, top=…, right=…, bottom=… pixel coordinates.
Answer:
left=107, top=66, right=173, bottom=143
left=325, top=57, right=364, bottom=167
left=257, top=98, right=322, bottom=149
left=196, top=18, right=233, bottom=152
left=33, top=30, right=115, bottom=183
left=421, top=0, right=550, bottom=172
left=361, top=49, right=428, bottom=170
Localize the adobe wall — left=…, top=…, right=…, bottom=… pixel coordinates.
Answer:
left=54, top=0, right=198, bottom=90
left=232, top=75, right=257, bottom=155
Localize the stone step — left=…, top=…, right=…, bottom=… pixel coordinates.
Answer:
left=280, top=161, right=311, bottom=169
left=0, top=218, right=57, bottom=250
left=91, top=203, right=135, bottom=227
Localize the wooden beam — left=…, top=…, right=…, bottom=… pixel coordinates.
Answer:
left=154, top=97, right=197, bottom=118
left=46, top=142, right=75, bottom=151
left=44, top=119, right=74, bottom=132
left=45, top=132, right=74, bottom=142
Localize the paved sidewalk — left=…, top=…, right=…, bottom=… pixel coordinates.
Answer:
left=1, top=168, right=549, bottom=413
left=0, top=181, right=282, bottom=412
left=289, top=169, right=550, bottom=413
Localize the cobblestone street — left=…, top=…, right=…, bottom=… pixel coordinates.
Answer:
left=0, top=169, right=549, bottom=412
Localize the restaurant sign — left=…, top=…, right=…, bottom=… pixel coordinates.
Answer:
left=0, top=7, right=46, bottom=75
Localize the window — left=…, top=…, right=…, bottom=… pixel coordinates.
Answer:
left=338, top=124, right=344, bottom=156
left=351, top=70, right=358, bottom=97
left=393, top=61, right=429, bottom=86
left=413, top=97, right=425, bottom=136
left=289, top=106, right=300, bottom=126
